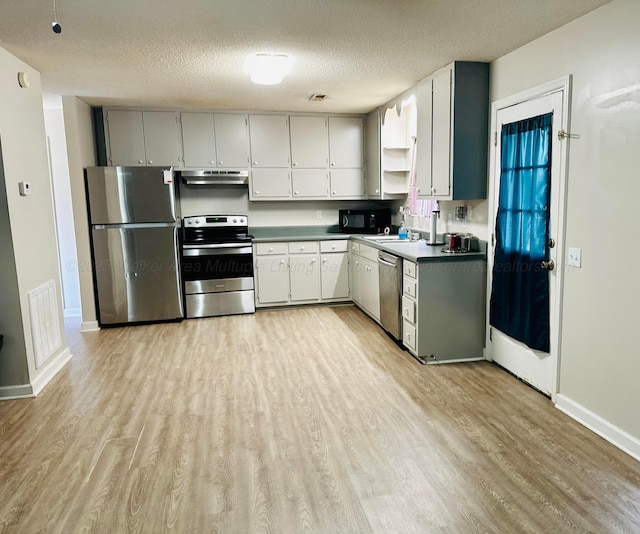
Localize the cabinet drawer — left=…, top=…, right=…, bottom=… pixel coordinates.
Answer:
left=404, top=261, right=417, bottom=279
left=403, top=278, right=417, bottom=298
left=402, top=295, right=416, bottom=323
left=256, top=242, right=288, bottom=255
left=288, top=241, right=319, bottom=254
left=320, top=240, right=349, bottom=253
left=403, top=320, right=416, bottom=351
left=359, top=244, right=378, bottom=262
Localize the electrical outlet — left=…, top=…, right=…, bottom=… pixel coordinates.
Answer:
left=568, top=247, right=582, bottom=268
left=18, top=181, right=31, bottom=196
left=316, top=210, right=322, bottom=220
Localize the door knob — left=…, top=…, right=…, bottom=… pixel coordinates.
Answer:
left=541, top=260, right=555, bottom=271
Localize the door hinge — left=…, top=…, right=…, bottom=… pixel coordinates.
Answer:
left=489, top=327, right=492, bottom=341
left=491, top=233, right=495, bottom=247
left=494, top=132, right=497, bottom=146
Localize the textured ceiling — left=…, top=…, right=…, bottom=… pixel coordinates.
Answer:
left=1, top=0, right=611, bottom=113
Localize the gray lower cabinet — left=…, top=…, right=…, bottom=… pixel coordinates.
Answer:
left=402, top=258, right=486, bottom=363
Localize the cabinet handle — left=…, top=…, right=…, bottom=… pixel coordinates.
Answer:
left=332, top=191, right=336, bottom=195
left=210, top=160, right=215, bottom=164
left=294, top=191, right=299, bottom=195
left=417, top=188, right=420, bottom=194
left=255, top=190, right=260, bottom=195
left=332, top=245, right=336, bottom=250
left=311, top=259, right=316, bottom=263
left=331, top=162, right=335, bottom=167
left=293, top=162, right=298, bottom=166
left=269, top=247, right=274, bottom=252
left=322, top=258, right=327, bottom=263
left=280, top=259, right=285, bottom=264
left=300, top=246, right=305, bottom=251
left=148, top=160, right=153, bottom=164
left=219, top=161, right=223, bottom=165
left=253, top=161, right=258, bottom=165
left=138, top=160, right=144, bottom=164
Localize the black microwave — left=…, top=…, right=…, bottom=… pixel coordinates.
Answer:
left=338, top=209, right=391, bottom=234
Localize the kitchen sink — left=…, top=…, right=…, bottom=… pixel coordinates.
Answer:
left=363, top=235, right=403, bottom=242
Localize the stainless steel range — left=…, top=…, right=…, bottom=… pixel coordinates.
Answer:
left=181, top=215, right=255, bottom=318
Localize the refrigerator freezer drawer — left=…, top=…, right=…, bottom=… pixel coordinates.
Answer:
left=92, top=225, right=183, bottom=324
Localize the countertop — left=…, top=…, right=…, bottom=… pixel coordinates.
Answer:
left=250, top=226, right=486, bottom=263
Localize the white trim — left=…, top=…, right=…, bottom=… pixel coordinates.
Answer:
left=556, top=394, right=640, bottom=463
left=80, top=321, right=100, bottom=332
left=485, top=75, right=572, bottom=403
left=0, top=384, right=34, bottom=400
left=427, top=357, right=484, bottom=365
left=30, top=347, right=72, bottom=396
left=64, top=307, right=82, bottom=317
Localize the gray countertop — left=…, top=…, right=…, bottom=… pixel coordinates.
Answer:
left=250, top=226, right=486, bottom=263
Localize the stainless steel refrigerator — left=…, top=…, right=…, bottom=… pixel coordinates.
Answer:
left=85, top=166, right=183, bottom=325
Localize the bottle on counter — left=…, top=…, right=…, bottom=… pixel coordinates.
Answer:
left=398, top=222, right=408, bottom=239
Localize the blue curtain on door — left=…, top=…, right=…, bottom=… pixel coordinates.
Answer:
left=489, top=112, right=553, bottom=352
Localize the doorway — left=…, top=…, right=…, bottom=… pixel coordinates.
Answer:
left=486, top=78, right=571, bottom=399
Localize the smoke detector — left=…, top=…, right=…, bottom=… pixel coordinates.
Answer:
left=309, top=93, right=327, bottom=102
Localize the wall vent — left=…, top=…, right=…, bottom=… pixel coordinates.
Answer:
left=28, top=280, right=62, bottom=369
left=309, top=93, right=327, bottom=102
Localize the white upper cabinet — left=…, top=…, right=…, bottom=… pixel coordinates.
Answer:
left=416, top=61, right=489, bottom=200
left=330, top=169, right=365, bottom=198
left=106, top=110, right=146, bottom=166
left=106, top=110, right=181, bottom=167
left=181, top=112, right=249, bottom=168
left=289, top=116, right=329, bottom=168
left=181, top=112, right=216, bottom=167
left=249, top=114, right=290, bottom=167
left=292, top=169, right=329, bottom=198
left=214, top=114, right=249, bottom=167
left=250, top=169, right=291, bottom=199
left=141, top=111, right=181, bottom=167
left=328, top=117, right=364, bottom=168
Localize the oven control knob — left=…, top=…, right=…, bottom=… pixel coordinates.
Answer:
left=233, top=218, right=237, bottom=223
left=240, top=218, right=245, bottom=224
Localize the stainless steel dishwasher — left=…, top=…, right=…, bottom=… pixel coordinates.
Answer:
left=378, top=250, right=403, bottom=340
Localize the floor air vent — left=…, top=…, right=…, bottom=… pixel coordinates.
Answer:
left=28, top=280, right=62, bottom=369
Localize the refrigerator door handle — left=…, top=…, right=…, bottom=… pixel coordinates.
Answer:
left=92, top=222, right=176, bottom=230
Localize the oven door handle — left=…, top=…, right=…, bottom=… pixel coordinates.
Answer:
left=182, top=245, right=253, bottom=257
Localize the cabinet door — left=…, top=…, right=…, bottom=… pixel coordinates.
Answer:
left=321, top=252, right=349, bottom=300
left=290, top=116, right=328, bottom=168
left=329, top=169, right=365, bottom=198
left=365, top=109, right=382, bottom=198
left=292, top=169, right=328, bottom=198
left=106, top=110, right=146, bottom=166
left=249, top=114, right=290, bottom=167
left=256, top=256, right=289, bottom=304
left=214, top=114, right=249, bottom=167
left=289, top=254, right=320, bottom=302
left=361, top=258, right=380, bottom=320
left=181, top=112, right=216, bottom=167
left=415, top=78, right=433, bottom=198
left=431, top=68, right=452, bottom=197
left=350, top=256, right=362, bottom=303
left=142, top=111, right=181, bottom=167
left=328, top=117, right=364, bottom=168
left=250, top=169, right=291, bottom=199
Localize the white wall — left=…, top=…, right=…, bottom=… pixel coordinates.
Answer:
left=180, top=184, right=395, bottom=227
left=0, top=46, right=70, bottom=393
left=62, top=96, right=98, bottom=331
left=490, top=0, right=640, bottom=445
left=43, top=105, right=81, bottom=315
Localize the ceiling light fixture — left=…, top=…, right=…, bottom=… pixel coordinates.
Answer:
left=51, top=0, right=62, bottom=33
left=245, top=54, right=293, bottom=85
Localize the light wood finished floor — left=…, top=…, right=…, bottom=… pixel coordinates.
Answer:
left=1, top=305, right=639, bottom=533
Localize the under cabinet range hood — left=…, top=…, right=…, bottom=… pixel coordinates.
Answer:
left=180, top=170, right=249, bottom=185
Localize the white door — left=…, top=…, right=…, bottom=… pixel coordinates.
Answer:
left=181, top=112, right=216, bottom=167
left=214, top=114, right=249, bottom=167
left=488, top=87, right=567, bottom=397
left=290, top=116, right=328, bottom=168
left=328, top=117, right=364, bottom=168
left=142, top=111, right=181, bottom=167
left=248, top=114, right=290, bottom=167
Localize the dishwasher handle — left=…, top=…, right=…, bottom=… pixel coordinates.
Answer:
left=378, top=255, right=398, bottom=268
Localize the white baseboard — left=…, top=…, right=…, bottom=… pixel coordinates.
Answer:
left=30, top=347, right=73, bottom=396
left=80, top=321, right=100, bottom=332
left=0, top=384, right=34, bottom=400
left=555, top=394, right=640, bottom=463
left=64, top=307, right=82, bottom=317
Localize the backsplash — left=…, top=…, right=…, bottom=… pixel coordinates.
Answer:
left=179, top=184, right=400, bottom=227
left=402, top=199, right=490, bottom=241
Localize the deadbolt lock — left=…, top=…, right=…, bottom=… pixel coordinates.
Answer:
left=548, top=238, right=556, bottom=249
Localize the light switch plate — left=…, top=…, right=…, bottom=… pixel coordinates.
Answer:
left=568, top=247, right=582, bottom=268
